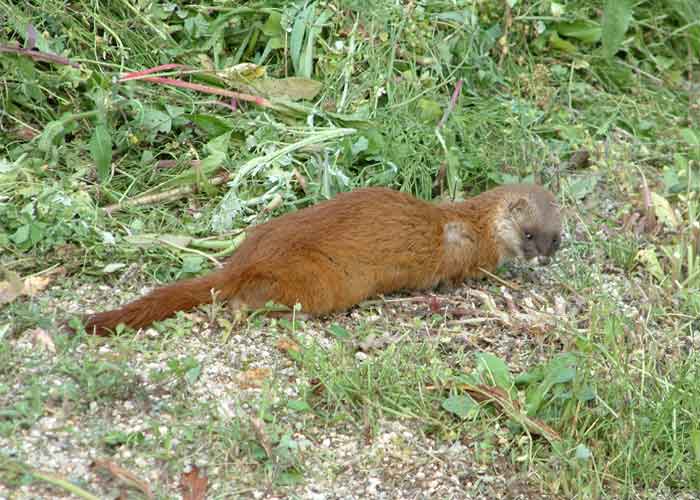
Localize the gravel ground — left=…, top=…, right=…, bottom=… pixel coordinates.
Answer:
left=0, top=227, right=686, bottom=499
left=1, top=273, right=568, bottom=499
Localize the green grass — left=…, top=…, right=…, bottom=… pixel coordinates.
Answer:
left=2, top=0, right=700, bottom=497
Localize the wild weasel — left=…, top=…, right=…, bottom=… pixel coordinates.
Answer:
left=82, top=184, right=562, bottom=336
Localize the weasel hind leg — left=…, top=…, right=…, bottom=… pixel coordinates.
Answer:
left=231, top=270, right=340, bottom=317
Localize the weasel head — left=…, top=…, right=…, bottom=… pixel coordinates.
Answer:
left=495, top=184, right=562, bottom=265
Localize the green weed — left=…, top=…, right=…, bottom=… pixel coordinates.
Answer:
left=1, top=0, right=699, bottom=497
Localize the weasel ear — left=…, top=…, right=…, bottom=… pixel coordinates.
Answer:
left=508, top=197, right=529, bottom=216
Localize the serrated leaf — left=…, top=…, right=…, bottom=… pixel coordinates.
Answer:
left=442, top=395, right=477, bottom=419
left=602, top=0, right=633, bottom=59
left=142, top=107, right=172, bottom=133
left=90, top=125, right=112, bottom=180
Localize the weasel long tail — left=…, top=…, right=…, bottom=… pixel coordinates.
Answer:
left=83, top=272, right=229, bottom=336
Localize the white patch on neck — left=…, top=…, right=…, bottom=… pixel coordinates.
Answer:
left=444, top=222, right=473, bottom=246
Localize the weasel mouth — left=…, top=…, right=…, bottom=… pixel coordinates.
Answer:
left=526, top=255, right=551, bottom=266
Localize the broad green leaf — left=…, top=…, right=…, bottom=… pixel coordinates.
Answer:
left=602, top=0, right=633, bottom=59
left=189, top=114, right=235, bottom=138
left=287, top=399, right=311, bottom=412
left=575, top=444, right=592, bottom=461
left=262, top=12, right=283, bottom=37
left=181, top=255, right=204, bottom=274
left=554, top=20, right=601, bottom=44
left=417, top=98, right=442, bottom=123
left=351, top=136, right=368, bottom=156
left=37, top=120, right=66, bottom=152
left=680, top=128, right=700, bottom=147
left=525, top=353, right=578, bottom=415
left=267, top=37, right=284, bottom=50
left=185, top=363, right=202, bottom=385
left=514, top=365, right=545, bottom=386
left=432, top=10, right=477, bottom=26
left=550, top=1, right=564, bottom=16
left=543, top=354, right=577, bottom=385
left=565, top=175, right=598, bottom=200
left=548, top=32, right=577, bottom=53
left=102, top=263, right=126, bottom=273
left=254, top=77, right=322, bottom=101
left=651, top=192, right=680, bottom=229
left=475, top=352, right=512, bottom=389
left=691, top=429, right=700, bottom=462
left=142, top=107, right=172, bottom=133
left=327, top=324, right=350, bottom=339
left=165, top=105, right=185, bottom=118
left=575, top=384, right=596, bottom=402
left=0, top=158, right=15, bottom=174
left=636, top=247, right=664, bottom=282
left=442, top=395, right=477, bottom=419
left=276, top=471, right=304, bottom=486
left=89, top=124, right=112, bottom=180
left=206, top=131, right=232, bottom=156
left=11, top=225, right=30, bottom=245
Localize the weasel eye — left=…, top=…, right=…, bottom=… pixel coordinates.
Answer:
left=524, top=232, right=533, bottom=240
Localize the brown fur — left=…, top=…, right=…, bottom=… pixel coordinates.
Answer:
left=82, top=184, right=562, bottom=336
